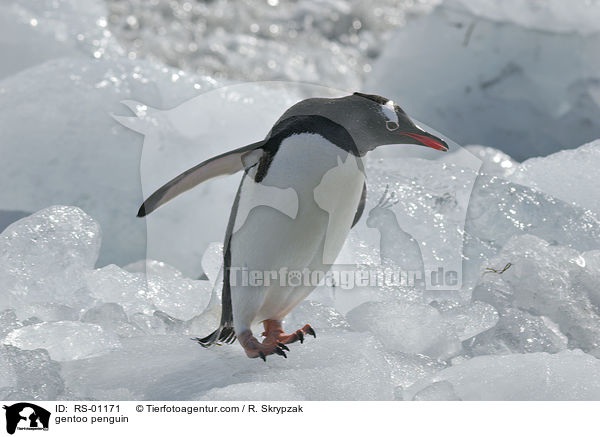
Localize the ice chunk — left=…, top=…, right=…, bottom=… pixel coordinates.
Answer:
left=0, top=206, right=100, bottom=313
left=196, top=382, right=305, bottom=401
left=412, top=380, right=461, bottom=401
left=365, top=1, right=600, bottom=159
left=511, top=140, right=600, bottom=216
left=128, top=312, right=175, bottom=336
left=462, top=174, right=600, bottom=289
left=82, top=303, right=127, bottom=324
left=472, top=234, right=600, bottom=356
left=16, top=304, right=79, bottom=323
left=0, top=310, right=21, bottom=341
left=0, top=345, right=65, bottom=401
left=0, top=348, right=18, bottom=392
left=139, top=261, right=212, bottom=320
left=85, top=265, right=149, bottom=315
left=405, top=350, right=600, bottom=400
left=582, top=250, right=600, bottom=309
left=385, top=351, right=448, bottom=392
left=346, top=301, right=462, bottom=360
left=286, top=300, right=350, bottom=332
left=81, top=303, right=143, bottom=338
left=200, top=242, right=223, bottom=284
left=4, top=321, right=121, bottom=361
left=465, top=308, right=568, bottom=355
left=85, top=261, right=212, bottom=320
left=464, top=145, right=517, bottom=178
left=431, top=300, right=498, bottom=341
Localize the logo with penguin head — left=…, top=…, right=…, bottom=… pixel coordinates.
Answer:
left=115, top=82, right=481, bottom=291
left=2, top=403, right=50, bottom=435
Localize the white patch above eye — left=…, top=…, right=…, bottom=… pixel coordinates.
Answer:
left=380, top=100, right=398, bottom=123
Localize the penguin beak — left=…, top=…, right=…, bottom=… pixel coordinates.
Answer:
left=400, top=132, right=449, bottom=152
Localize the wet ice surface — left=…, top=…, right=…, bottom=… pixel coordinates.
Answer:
left=1, top=0, right=600, bottom=401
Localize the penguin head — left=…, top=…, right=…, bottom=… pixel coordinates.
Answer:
left=347, top=92, right=448, bottom=155
left=277, top=92, right=448, bottom=156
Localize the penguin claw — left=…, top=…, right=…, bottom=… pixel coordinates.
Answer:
left=278, top=343, right=290, bottom=351
left=296, top=330, right=304, bottom=344
left=274, top=348, right=287, bottom=358
left=306, top=326, right=316, bottom=338
left=258, top=351, right=266, bottom=362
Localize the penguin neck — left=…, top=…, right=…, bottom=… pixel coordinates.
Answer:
left=253, top=131, right=364, bottom=195
left=254, top=115, right=364, bottom=183
left=268, top=115, right=361, bottom=157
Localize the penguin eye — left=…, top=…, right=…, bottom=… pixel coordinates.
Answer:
left=386, top=121, right=399, bottom=131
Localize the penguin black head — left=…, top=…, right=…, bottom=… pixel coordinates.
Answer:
left=350, top=92, right=448, bottom=153
left=275, top=92, right=449, bottom=156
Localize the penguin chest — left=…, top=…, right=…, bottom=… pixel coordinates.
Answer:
left=230, top=133, right=364, bottom=273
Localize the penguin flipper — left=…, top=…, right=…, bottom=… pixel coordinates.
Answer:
left=351, top=182, right=367, bottom=228
left=137, top=140, right=264, bottom=217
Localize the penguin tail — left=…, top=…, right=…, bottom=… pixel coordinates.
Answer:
left=193, top=325, right=237, bottom=348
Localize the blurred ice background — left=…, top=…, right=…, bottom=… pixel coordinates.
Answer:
left=1, top=0, right=600, bottom=401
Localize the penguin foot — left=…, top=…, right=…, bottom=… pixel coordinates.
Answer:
left=238, top=330, right=288, bottom=361
left=263, top=320, right=316, bottom=345
left=278, top=324, right=316, bottom=344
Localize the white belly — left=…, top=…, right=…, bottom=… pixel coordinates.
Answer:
left=229, top=134, right=365, bottom=327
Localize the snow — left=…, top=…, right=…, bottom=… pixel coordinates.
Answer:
left=364, top=0, right=600, bottom=160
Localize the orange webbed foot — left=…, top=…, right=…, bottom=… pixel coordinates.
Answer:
left=263, top=320, right=316, bottom=345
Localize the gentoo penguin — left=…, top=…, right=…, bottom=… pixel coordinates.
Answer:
left=137, top=92, right=448, bottom=360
